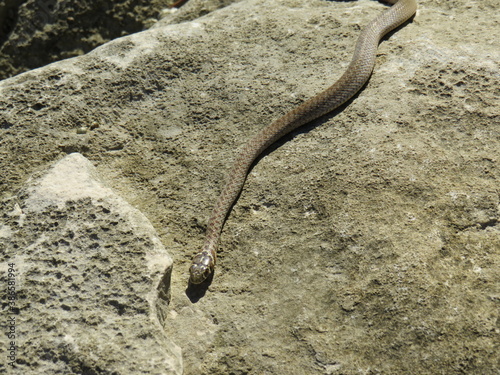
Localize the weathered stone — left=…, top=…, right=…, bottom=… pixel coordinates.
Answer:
left=0, top=0, right=172, bottom=80
left=1, top=153, right=180, bottom=374
left=0, top=0, right=498, bottom=374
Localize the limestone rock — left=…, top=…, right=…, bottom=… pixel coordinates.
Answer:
left=1, top=153, right=181, bottom=374
left=0, top=0, right=498, bottom=374
left=0, top=0, right=173, bottom=80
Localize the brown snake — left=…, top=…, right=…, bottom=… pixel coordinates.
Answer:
left=189, top=0, right=417, bottom=284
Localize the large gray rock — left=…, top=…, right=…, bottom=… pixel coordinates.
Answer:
left=0, top=0, right=498, bottom=374
left=1, top=153, right=180, bottom=374
left=0, top=0, right=173, bottom=80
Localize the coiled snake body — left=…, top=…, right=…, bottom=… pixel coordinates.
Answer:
left=189, top=0, right=417, bottom=284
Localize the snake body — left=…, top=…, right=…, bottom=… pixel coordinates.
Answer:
left=189, top=0, right=417, bottom=284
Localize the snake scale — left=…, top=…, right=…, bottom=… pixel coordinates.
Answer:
left=189, top=0, right=417, bottom=284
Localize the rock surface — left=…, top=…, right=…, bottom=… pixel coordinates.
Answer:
left=0, top=0, right=172, bottom=80
left=1, top=0, right=499, bottom=374
left=1, top=153, right=180, bottom=374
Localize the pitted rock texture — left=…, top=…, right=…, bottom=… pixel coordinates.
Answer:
left=0, top=153, right=180, bottom=374
left=0, top=0, right=498, bottom=374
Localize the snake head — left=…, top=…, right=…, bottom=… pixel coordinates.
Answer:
left=189, top=251, right=215, bottom=284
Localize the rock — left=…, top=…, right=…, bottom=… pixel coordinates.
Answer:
left=0, top=0, right=173, bottom=80
left=0, top=0, right=499, bottom=374
left=158, top=0, right=237, bottom=25
left=1, top=153, right=181, bottom=374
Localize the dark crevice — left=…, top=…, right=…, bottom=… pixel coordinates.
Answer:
left=0, top=0, right=27, bottom=46
left=479, top=218, right=498, bottom=230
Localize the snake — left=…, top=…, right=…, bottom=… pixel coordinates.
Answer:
left=189, top=0, right=417, bottom=284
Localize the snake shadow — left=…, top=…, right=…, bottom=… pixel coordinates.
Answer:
left=185, top=271, right=215, bottom=302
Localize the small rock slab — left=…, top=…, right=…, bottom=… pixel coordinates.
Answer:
left=1, top=153, right=181, bottom=374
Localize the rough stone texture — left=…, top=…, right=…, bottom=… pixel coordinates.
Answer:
left=157, top=0, right=238, bottom=25
left=0, top=0, right=499, bottom=374
left=0, top=0, right=172, bottom=80
left=0, top=154, right=180, bottom=374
